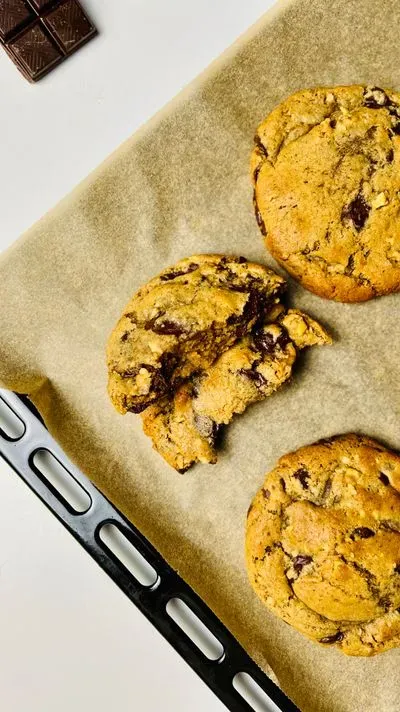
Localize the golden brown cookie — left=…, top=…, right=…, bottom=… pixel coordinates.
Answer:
left=142, top=310, right=330, bottom=472
left=252, top=85, right=400, bottom=302
left=246, top=434, right=400, bottom=656
left=107, top=254, right=284, bottom=413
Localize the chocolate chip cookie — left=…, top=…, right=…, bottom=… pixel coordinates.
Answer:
left=252, top=85, right=400, bottom=302
left=107, top=255, right=284, bottom=413
left=246, top=434, right=400, bottom=656
left=142, top=310, right=331, bottom=472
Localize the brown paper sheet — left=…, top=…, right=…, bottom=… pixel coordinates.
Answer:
left=1, top=0, right=400, bottom=709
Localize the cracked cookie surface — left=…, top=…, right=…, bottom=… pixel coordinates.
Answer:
left=107, top=254, right=284, bottom=413
left=252, top=85, right=400, bottom=302
left=142, top=310, right=331, bottom=472
left=246, top=434, right=400, bottom=656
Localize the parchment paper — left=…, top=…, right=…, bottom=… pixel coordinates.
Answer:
left=1, top=0, right=400, bottom=709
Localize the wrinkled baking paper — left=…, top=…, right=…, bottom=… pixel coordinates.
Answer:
left=1, top=0, right=400, bottom=709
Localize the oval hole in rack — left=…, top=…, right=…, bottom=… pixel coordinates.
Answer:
left=98, top=522, right=159, bottom=589
left=166, top=597, right=224, bottom=661
left=0, top=396, right=26, bottom=441
left=233, top=672, right=282, bottom=712
left=31, top=449, right=91, bottom=514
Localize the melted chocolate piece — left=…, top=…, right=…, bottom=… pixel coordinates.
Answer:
left=239, top=367, right=268, bottom=388
left=345, top=253, right=355, bottom=276
left=277, top=331, right=291, bottom=349
left=253, top=190, right=267, bottom=236
left=120, top=368, right=139, bottom=378
left=253, top=327, right=289, bottom=356
left=253, top=163, right=262, bottom=181
left=246, top=288, right=262, bottom=318
left=254, top=134, right=269, bottom=158
left=378, top=596, right=391, bottom=611
left=160, top=352, right=178, bottom=379
left=177, top=465, right=191, bottom=474
left=193, top=414, right=220, bottom=444
left=350, top=527, right=375, bottom=540
left=292, top=467, right=310, bottom=489
left=253, top=330, right=276, bottom=354
left=293, top=554, right=313, bottom=574
left=321, top=477, right=332, bottom=500
left=159, top=263, right=198, bottom=281
left=363, top=86, right=389, bottom=109
left=151, top=320, right=186, bottom=336
left=128, top=402, right=149, bottom=414
left=342, top=194, right=371, bottom=231
left=320, top=632, right=344, bottom=644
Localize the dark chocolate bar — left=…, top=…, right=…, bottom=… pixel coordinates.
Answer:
left=0, top=0, right=97, bottom=82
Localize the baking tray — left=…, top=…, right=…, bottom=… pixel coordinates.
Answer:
left=0, top=388, right=298, bottom=712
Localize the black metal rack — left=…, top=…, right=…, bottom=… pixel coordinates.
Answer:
left=0, top=390, right=298, bottom=712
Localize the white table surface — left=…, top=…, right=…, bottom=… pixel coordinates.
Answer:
left=0, top=1, right=276, bottom=710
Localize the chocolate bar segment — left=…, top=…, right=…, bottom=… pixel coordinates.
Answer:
left=30, top=0, right=55, bottom=8
left=44, top=0, right=96, bottom=52
left=0, top=0, right=97, bottom=82
left=8, top=22, right=61, bottom=80
left=0, top=0, right=33, bottom=40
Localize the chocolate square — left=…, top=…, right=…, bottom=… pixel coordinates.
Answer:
left=44, top=0, right=95, bottom=52
left=30, top=0, right=55, bottom=8
left=8, top=22, right=62, bottom=80
left=0, top=0, right=33, bottom=41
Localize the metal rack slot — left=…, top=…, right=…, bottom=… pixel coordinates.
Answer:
left=0, top=389, right=299, bottom=712
left=0, top=395, right=26, bottom=440
left=98, top=521, right=159, bottom=588
left=166, top=597, right=224, bottom=661
left=233, top=672, right=284, bottom=712
left=30, top=448, right=92, bottom=514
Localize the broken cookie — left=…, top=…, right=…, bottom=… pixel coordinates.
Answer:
left=107, top=254, right=284, bottom=413
left=108, top=254, right=331, bottom=472
left=142, top=310, right=331, bottom=472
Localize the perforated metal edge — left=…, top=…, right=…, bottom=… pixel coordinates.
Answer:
left=0, top=389, right=298, bottom=712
